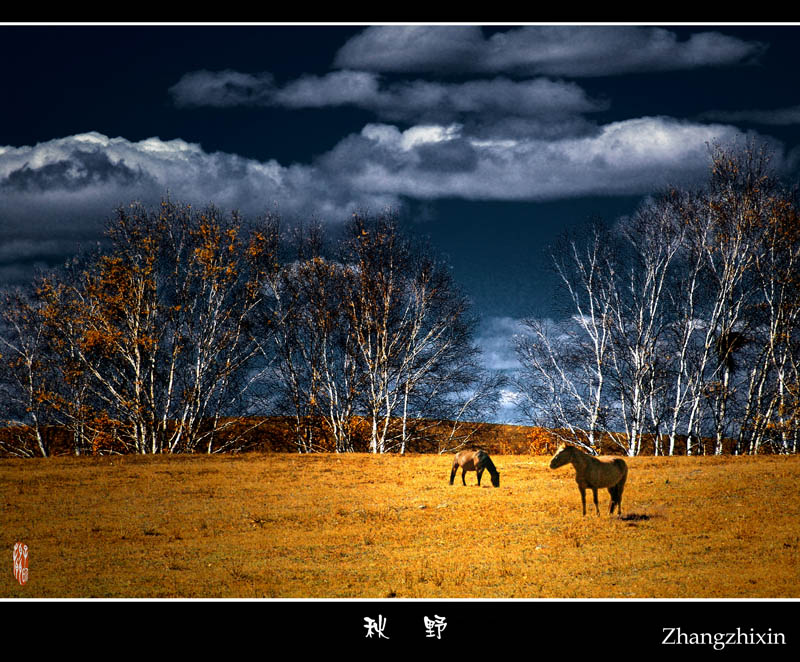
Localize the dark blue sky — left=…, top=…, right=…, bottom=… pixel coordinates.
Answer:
left=2, top=24, right=800, bottom=392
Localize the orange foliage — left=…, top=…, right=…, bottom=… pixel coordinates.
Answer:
left=524, top=427, right=560, bottom=455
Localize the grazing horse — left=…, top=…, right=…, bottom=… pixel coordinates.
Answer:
left=549, top=444, right=627, bottom=516
left=449, top=449, right=500, bottom=487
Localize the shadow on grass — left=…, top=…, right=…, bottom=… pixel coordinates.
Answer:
left=620, top=513, right=651, bottom=521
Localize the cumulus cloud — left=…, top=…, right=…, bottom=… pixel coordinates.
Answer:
left=333, top=25, right=765, bottom=77
left=0, top=131, right=370, bottom=223
left=0, top=132, right=396, bottom=282
left=0, top=116, right=764, bottom=283
left=0, top=118, right=757, bottom=233
left=330, top=117, right=753, bottom=201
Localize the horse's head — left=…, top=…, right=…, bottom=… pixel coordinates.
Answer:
left=549, top=444, right=573, bottom=469
left=491, top=471, right=500, bottom=488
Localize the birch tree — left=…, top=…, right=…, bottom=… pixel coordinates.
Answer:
left=607, top=200, right=683, bottom=455
left=36, top=200, right=274, bottom=453
left=515, top=141, right=800, bottom=456
left=259, top=213, right=496, bottom=454
left=515, top=222, right=617, bottom=452
left=261, top=223, right=363, bottom=452
left=338, top=213, right=497, bottom=454
left=0, top=286, right=57, bottom=456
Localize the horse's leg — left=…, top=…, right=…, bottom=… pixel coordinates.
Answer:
left=592, top=488, right=599, bottom=515
left=616, top=478, right=625, bottom=517
left=578, top=485, right=587, bottom=516
left=476, top=467, right=484, bottom=486
left=608, top=475, right=626, bottom=517
left=449, top=464, right=457, bottom=485
left=461, top=468, right=467, bottom=486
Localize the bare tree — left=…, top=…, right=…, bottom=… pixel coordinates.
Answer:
left=340, top=213, right=497, bottom=453
left=255, top=212, right=499, bottom=454
left=516, top=222, right=617, bottom=453
left=259, top=222, right=363, bottom=452
left=734, top=165, right=800, bottom=453
left=0, top=285, right=57, bottom=456
left=515, top=141, right=800, bottom=456
left=608, top=198, right=684, bottom=455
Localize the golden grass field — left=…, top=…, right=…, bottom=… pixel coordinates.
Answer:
left=2, top=452, right=799, bottom=598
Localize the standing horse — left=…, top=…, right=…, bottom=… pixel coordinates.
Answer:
left=449, top=449, right=500, bottom=487
left=549, top=444, right=627, bottom=516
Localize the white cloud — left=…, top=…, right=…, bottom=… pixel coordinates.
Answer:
left=274, top=70, right=381, bottom=108
left=334, top=25, right=486, bottom=74
left=362, top=123, right=462, bottom=151
left=476, top=316, right=526, bottom=372
left=170, top=69, right=605, bottom=125
left=341, top=117, right=753, bottom=201
left=0, top=132, right=368, bottom=223
left=0, top=116, right=758, bottom=251
left=0, top=107, right=779, bottom=299
left=0, top=133, right=396, bottom=287
left=499, top=388, right=523, bottom=406
left=333, top=25, right=765, bottom=77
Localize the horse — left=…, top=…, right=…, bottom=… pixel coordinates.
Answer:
left=449, top=449, right=500, bottom=487
left=549, top=443, right=627, bottom=516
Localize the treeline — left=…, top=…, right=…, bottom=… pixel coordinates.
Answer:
left=0, top=417, right=550, bottom=457
left=515, top=143, right=800, bottom=456
left=3, top=141, right=800, bottom=458
left=0, top=205, right=503, bottom=457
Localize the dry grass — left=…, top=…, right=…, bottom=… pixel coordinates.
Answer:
left=2, top=452, right=799, bottom=598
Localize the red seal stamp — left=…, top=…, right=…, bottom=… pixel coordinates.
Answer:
left=13, top=542, right=28, bottom=586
